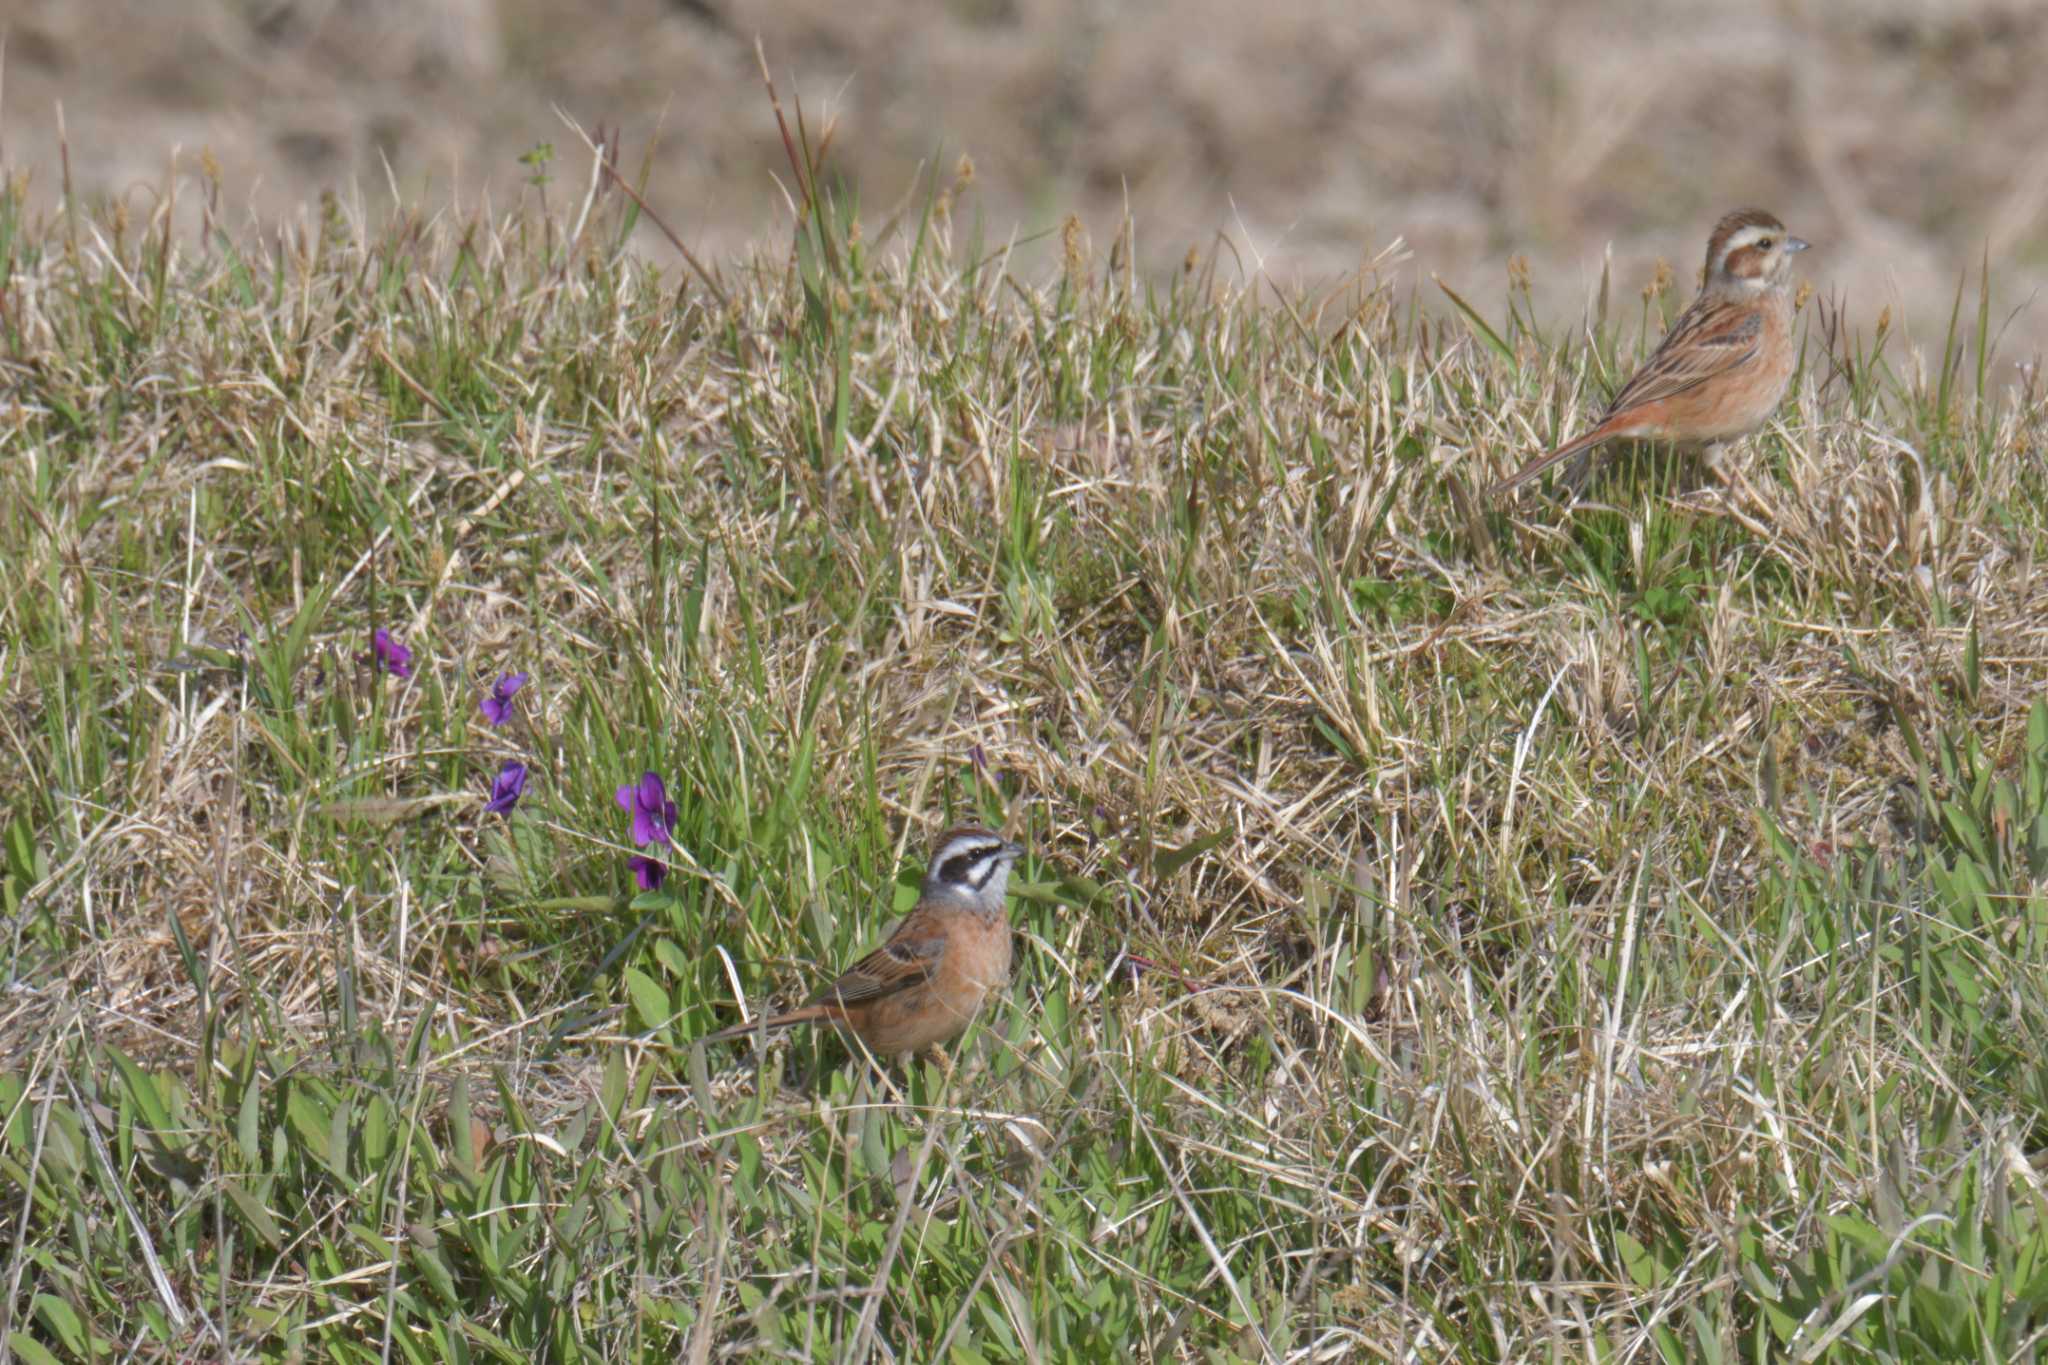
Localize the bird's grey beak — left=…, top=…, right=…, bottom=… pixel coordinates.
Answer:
left=1786, top=237, right=1811, bottom=253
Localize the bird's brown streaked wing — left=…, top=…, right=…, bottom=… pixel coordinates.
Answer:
left=806, top=933, right=945, bottom=1008
left=1602, top=300, right=1762, bottom=417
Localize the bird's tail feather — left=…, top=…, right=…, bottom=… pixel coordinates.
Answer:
left=700, top=1011, right=812, bottom=1046
left=1491, top=426, right=1612, bottom=497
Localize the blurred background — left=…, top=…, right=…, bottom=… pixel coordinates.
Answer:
left=5, top=0, right=2046, bottom=362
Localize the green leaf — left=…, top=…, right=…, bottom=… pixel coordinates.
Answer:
left=4, top=809, right=39, bottom=883
left=600, top=1049, right=627, bottom=1130
left=450, top=1075, right=477, bottom=1178
left=236, top=1072, right=262, bottom=1166
left=5, top=1331, right=64, bottom=1365
left=1614, top=1228, right=1677, bottom=1289
left=1823, top=1213, right=1890, bottom=1262
left=1963, top=615, right=1981, bottom=700
left=223, top=1178, right=285, bottom=1249
left=106, top=1046, right=173, bottom=1135
left=285, top=1085, right=335, bottom=1168
left=1154, top=832, right=1227, bottom=880
left=861, top=1105, right=892, bottom=1187
left=413, top=1243, right=463, bottom=1312
left=624, top=967, right=672, bottom=1038
left=31, top=1295, right=87, bottom=1356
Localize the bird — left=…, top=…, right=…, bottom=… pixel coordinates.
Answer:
left=701, top=826, right=1026, bottom=1059
left=1493, top=209, right=1811, bottom=497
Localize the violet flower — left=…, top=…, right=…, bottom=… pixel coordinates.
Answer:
left=479, top=672, right=529, bottom=727
left=628, top=854, right=668, bottom=891
left=483, top=760, right=527, bottom=814
left=369, top=627, right=413, bottom=678
left=615, top=771, right=677, bottom=848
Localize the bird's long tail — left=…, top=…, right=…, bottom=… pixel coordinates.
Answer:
left=699, top=1009, right=821, bottom=1046
left=1490, top=424, right=1615, bottom=497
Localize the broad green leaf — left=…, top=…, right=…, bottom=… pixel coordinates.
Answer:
left=223, top=1178, right=285, bottom=1249
left=106, top=1047, right=176, bottom=1146
left=624, top=967, right=672, bottom=1037
left=1154, top=832, right=1226, bottom=879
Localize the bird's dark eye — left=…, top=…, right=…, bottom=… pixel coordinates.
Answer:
left=1757, top=238, right=1774, bottom=250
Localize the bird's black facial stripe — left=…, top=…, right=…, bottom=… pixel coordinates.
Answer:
left=939, top=842, right=1008, bottom=889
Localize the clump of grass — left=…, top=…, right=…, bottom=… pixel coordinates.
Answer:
left=3, top=94, right=2048, bottom=1359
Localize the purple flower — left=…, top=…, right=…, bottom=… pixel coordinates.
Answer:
left=369, top=627, right=412, bottom=678
left=628, top=854, right=668, bottom=891
left=483, top=760, right=527, bottom=814
left=479, top=672, right=529, bottom=727
left=615, top=771, right=677, bottom=847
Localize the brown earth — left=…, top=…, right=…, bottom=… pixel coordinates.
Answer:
left=6, top=0, right=2047, bottom=365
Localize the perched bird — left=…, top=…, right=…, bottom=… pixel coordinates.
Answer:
left=1494, top=209, right=1810, bottom=496
left=702, top=827, right=1026, bottom=1059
